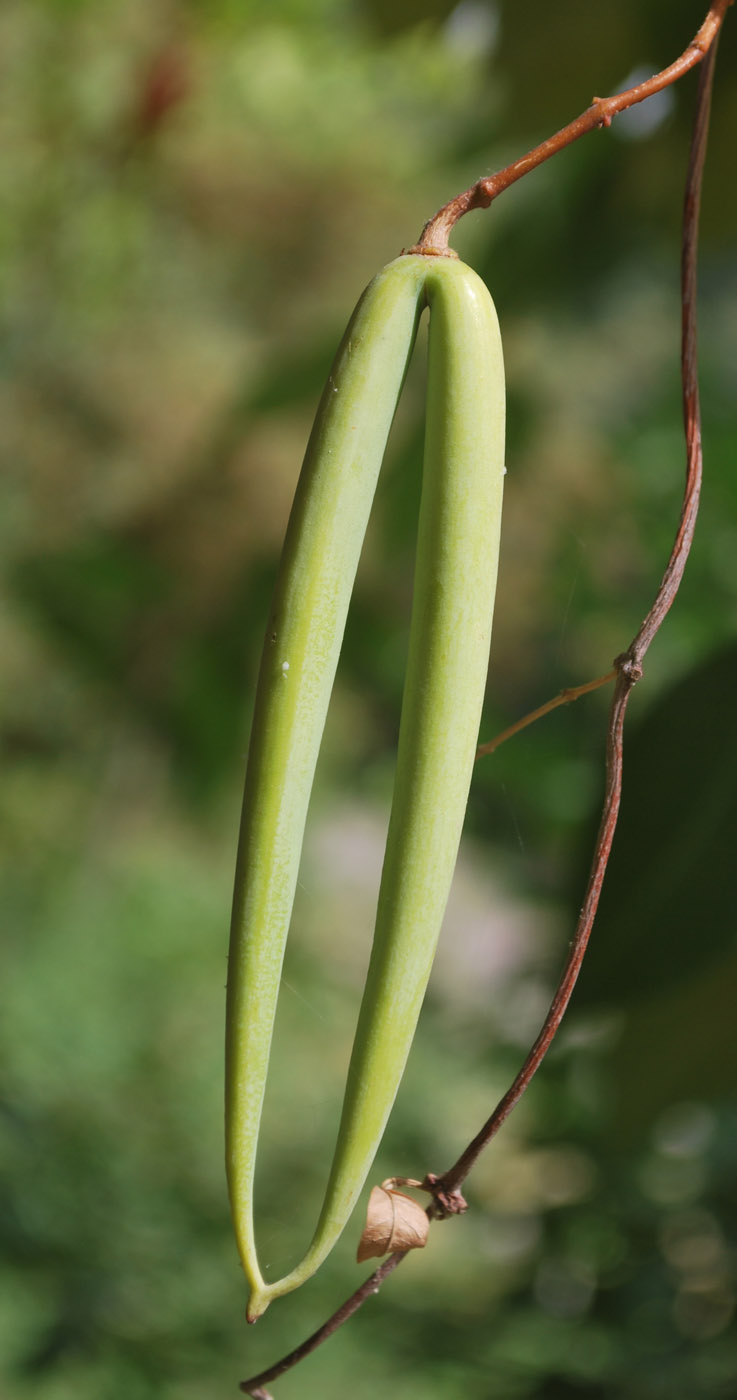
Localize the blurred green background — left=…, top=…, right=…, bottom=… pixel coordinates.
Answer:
left=2, top=1, right=736, bottom=1396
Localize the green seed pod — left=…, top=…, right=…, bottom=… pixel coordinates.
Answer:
left=226, top=253, right=505, bottom=1320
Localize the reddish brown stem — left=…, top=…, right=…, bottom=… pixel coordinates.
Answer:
left=239, top=11, right=721, bottom=1395
left=440, top=661, right=636, bottom=1192
left=410, top=0, right=731, bottom=257
left=434, top=0, right=717, bottom=1207
left=430, top=0, right=718, bottom=1210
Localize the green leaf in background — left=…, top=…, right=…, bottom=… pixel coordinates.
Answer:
left=609, top=945, right=737, bottom=1141
left=572, top=641, right=737, bottom=1011
left=10, top=535, right=272, bottom=796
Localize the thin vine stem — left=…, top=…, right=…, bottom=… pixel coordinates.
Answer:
left=475, top=669, right=617, bottom=761
left=433, top=12, right=717, bottom=1202
left=239, top=8, right=723, bottom=1393
left=410, top=0, right=731, bottom=257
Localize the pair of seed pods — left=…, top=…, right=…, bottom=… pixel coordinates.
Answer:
left=226, top=251, right=506, bottom=1320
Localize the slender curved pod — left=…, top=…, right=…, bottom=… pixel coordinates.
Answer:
left=226, top=253, right=505, bottom=1320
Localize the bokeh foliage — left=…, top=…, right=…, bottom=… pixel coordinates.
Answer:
left=1, top=1, right=736, bottom=1396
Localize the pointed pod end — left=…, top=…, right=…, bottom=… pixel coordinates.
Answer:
left=246, top=1289, right=271, bottom=1324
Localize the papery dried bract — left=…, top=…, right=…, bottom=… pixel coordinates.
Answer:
left=357, top=1184, right=429, bottom=1263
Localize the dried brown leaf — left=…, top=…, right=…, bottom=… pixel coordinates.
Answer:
left=356, top=1184, right=429, bottom=1263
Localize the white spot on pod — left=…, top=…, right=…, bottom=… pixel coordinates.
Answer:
left=281, top=661, right=290, bottom=675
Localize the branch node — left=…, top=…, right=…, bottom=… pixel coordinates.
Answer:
left=614, top=652, right=644, bottom=684
left=422, top=1173, right=469, bottom=1218
left=591, top=98, right=613, bottom=128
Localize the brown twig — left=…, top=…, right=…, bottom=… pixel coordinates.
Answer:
left=475, top=669, right=617, bottom=761
left=239, top=9, right=721, bottom=1394
left=410, top=0, right=731, bottom=257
